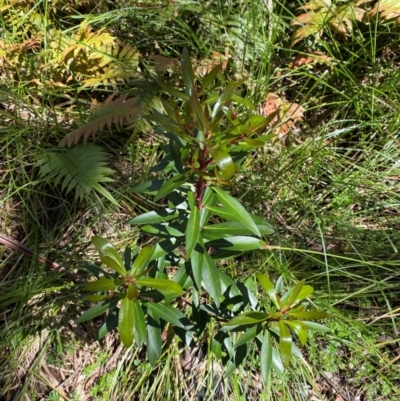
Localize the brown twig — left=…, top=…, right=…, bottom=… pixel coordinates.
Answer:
left=0, top=233, right=79, bottom=281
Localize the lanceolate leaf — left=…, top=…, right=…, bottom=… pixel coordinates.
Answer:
left=211, top=187, right=261, bottom=236
left=271, top=347, right=284, bottom=375
left=256, top=273, right=280, bottom=309
left=284, top=321, right=308, bottom=346
left=287, top=311, right=329, bottom=320
left=205, top=236, right=265, bottom=252
left=261, top=330, right=273, bottom=384
left=154, top=174, right=188, bottom=202
left=136, top=278, right=183, bottom=296
left=278, top=320, right=292, bottom=368
left=234, top=325, right=260, bottom=348
left=293, top=285, right=313, bottom=304
left=201, top=63, right=222, bottom=93
left=225, top=311, right=269, bottom=327
left=281, top=279, right=305, bottom=308
left=203, top=221, right=274, bottom=240
left=126, top=208, right=179, bottom=225
left=132, top=246, right=155, bottom=277
left=141, top=224, right=184, bottom=238
left=96, top=313, right=118, bottom=341
left=211, top=80, right=239, bottom=119
left=202, top=252, right=221, bottom=307
left=190, top=86, right=206, bottom=131
left=210, top=149, right=236, bottom=180
left=133, top=301, right=147, bottom=347
left=84, top=295, right=109, bottom=302
left=83, top=276, right=117, bottom=292
left=186, top=204, right=200, bottom=259
left=151, top=237, right=184, bottom=260
left=181, top=48, right=195, bottom=95
left=131, top=179, right=164, bottom=194
left=75, top=297, right=119, bottom=324
left=147, top=302, right=188, bottom=328
left=92, top=236, right=126, bottom=276
left=127, top=284, right=139, bottom=300
left=302, top=321, right=330, bottom=332
left=200, top=186, right=218, bottom=226
left=119, top=297, right=135, bottom=347
left=190, top=243, right=204, bottom=289
left=147, top=308, right=162, bottom=366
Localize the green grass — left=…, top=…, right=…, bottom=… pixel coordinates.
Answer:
left=1, top=0, right=400, bottom=399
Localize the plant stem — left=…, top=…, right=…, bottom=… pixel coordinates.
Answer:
left=195, top=145, right=208, bottom=208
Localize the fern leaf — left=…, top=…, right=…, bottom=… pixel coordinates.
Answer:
left=60, top=94, right=142, bottom=146
left=37, top=144, right=119, bottom=205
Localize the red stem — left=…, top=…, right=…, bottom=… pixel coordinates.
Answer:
left=195, top=145, right=208, bottom=208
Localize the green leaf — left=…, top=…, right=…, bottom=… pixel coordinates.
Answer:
left=201, top=63, right=222, bottom=93
left=234, top=325, right=260, bottom=348
left=136, top=278, right=183, bottom=296
left=256, top=273, right=280, bottom=309
left=95, top=313, right=118, bottom=341
left=75, top=297, right=119, bottom=324
left=131, top=179, right=164, bottom=194
left=181, top=48, right=195, bottom=94
left=203, top=221, right=274, bottom=240
left=202, top=252, right=221, bottom=307
left=261, top=330, right=273, bottom=384
left=271, top=347, right=284, bottom=375
left=127, top=284, right=138, bottom=300
left=210, top=149, right=236, bottom=180
left=190, top=243, right=203, bottom=289
left=84, top=295, right=109, bottom=302
left=200, top=186, right=217, bottom=226
left=204, top=205, right=239, bottom=222
left=302, top=321, right=330, bottom=332
left=275, top=275, right=284, bottom=294
left=227, top=115, right=273, bottom=136
left=133, top=301, right=147, bottom=347
left=126, top=208, right=179, bottom=225
left=293, top=285, right=313, bottom=304
left=147, top=308, right=162, bottom=366
left=281, top=279, right=305, bottom=308
left=211, top=80, right=240, bottom=119
left=141, top=224, right=184, bottom=238
left=284, top=321, right=308, bottom=346
left=83, top=277, right=117, bottom=292
left=211, top=187, right=261, bottom=236
left=278, top=320, right=292, bottom=368
left=37, top=144, right=118, bottom=205
left=119, top=297, right=135, bottom=347
left=151, top=237, right=184, bottom=260
left=205, top=236, right=265, bottom=252
left=158, top=80, right=189, bottom=101
left=147, top=302, right=188, bottom=328
left=287, top=311, right=329, bottom=320
left=132, top=246, right=155, bottom=277
left=226, top=311, right=269, bottom=327
left=189, top=87, right=206, bottom=131
left=186, top=204, right=200, bottom=259
left=154, top=174, right=188, bottom=202
left=92, top=236, right=126, bottom=276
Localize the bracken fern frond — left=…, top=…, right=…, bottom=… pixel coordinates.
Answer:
left=60, top=93, right=142, bottom=146
left=36, top=144, right=118, bottom=205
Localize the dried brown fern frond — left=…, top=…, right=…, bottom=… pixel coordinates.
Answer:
left=60, top=94, right=142, bottom=147
left=82, top=40, right=139, bottom=88
left=366, top=0, right=400, bottom=23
